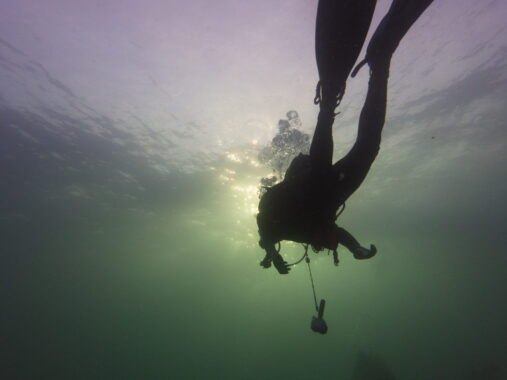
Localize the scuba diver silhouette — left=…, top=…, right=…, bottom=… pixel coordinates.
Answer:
left=257, top=0, right=434, bottom=274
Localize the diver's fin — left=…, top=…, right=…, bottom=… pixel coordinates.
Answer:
left=315, top=0, right=377, bottom=104
left=352, top=0, right=434, bottom=76
left=353, top=244, right=377, bottom=260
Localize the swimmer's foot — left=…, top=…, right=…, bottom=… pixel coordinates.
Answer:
left=353, top=244, right=377, bottom=260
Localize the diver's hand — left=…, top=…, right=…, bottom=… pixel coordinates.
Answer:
left=259, top=245, right=275, bottom=269
left=352, top=244, right=377, bottom=260
left=272, top=253, right=290, bottom=274
left=259, top=244, right=290, bottom=274
left=260, top=257, right=272, bottom=268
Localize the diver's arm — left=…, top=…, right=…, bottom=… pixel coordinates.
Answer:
left=336, top=226, right=377, bottom=260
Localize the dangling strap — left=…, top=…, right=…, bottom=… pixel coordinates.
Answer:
left=306, top=255, right=319, bottom=313
left=287, top=244, right=309, bottom=267
left=283, top=243, right=324, bottom=313
left=351, top=58, right=368, bottom=78
left=335, top=202, right=346, bottom=220
left=313, top=81, right=322, bottom=105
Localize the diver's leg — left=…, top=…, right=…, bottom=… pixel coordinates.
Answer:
left=332, top=65, right=389, bottom=201
left=311, top=0, right=377, bottom=173
left=309, top=107, right=335, bottom=173
left=333, top=0, right=434, bottom=199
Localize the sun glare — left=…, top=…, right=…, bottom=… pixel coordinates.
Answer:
left=231, top=184, right=259, bottom=216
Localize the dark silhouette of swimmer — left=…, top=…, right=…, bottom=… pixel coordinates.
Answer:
left=257, top=0, right=434, bottom=274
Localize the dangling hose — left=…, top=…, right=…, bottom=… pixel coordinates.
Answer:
left=286, top=244, right=309, bottom=267
left=305, top=255, right=319, bottom=313
left=313, top=81, right=322, bottom=105
left=285, top=244, right=318, bottom=312
left=335, top=202, right=346, bottom=220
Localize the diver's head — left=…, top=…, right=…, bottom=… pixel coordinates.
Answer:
left=278, top=119, right=290, bottom=133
